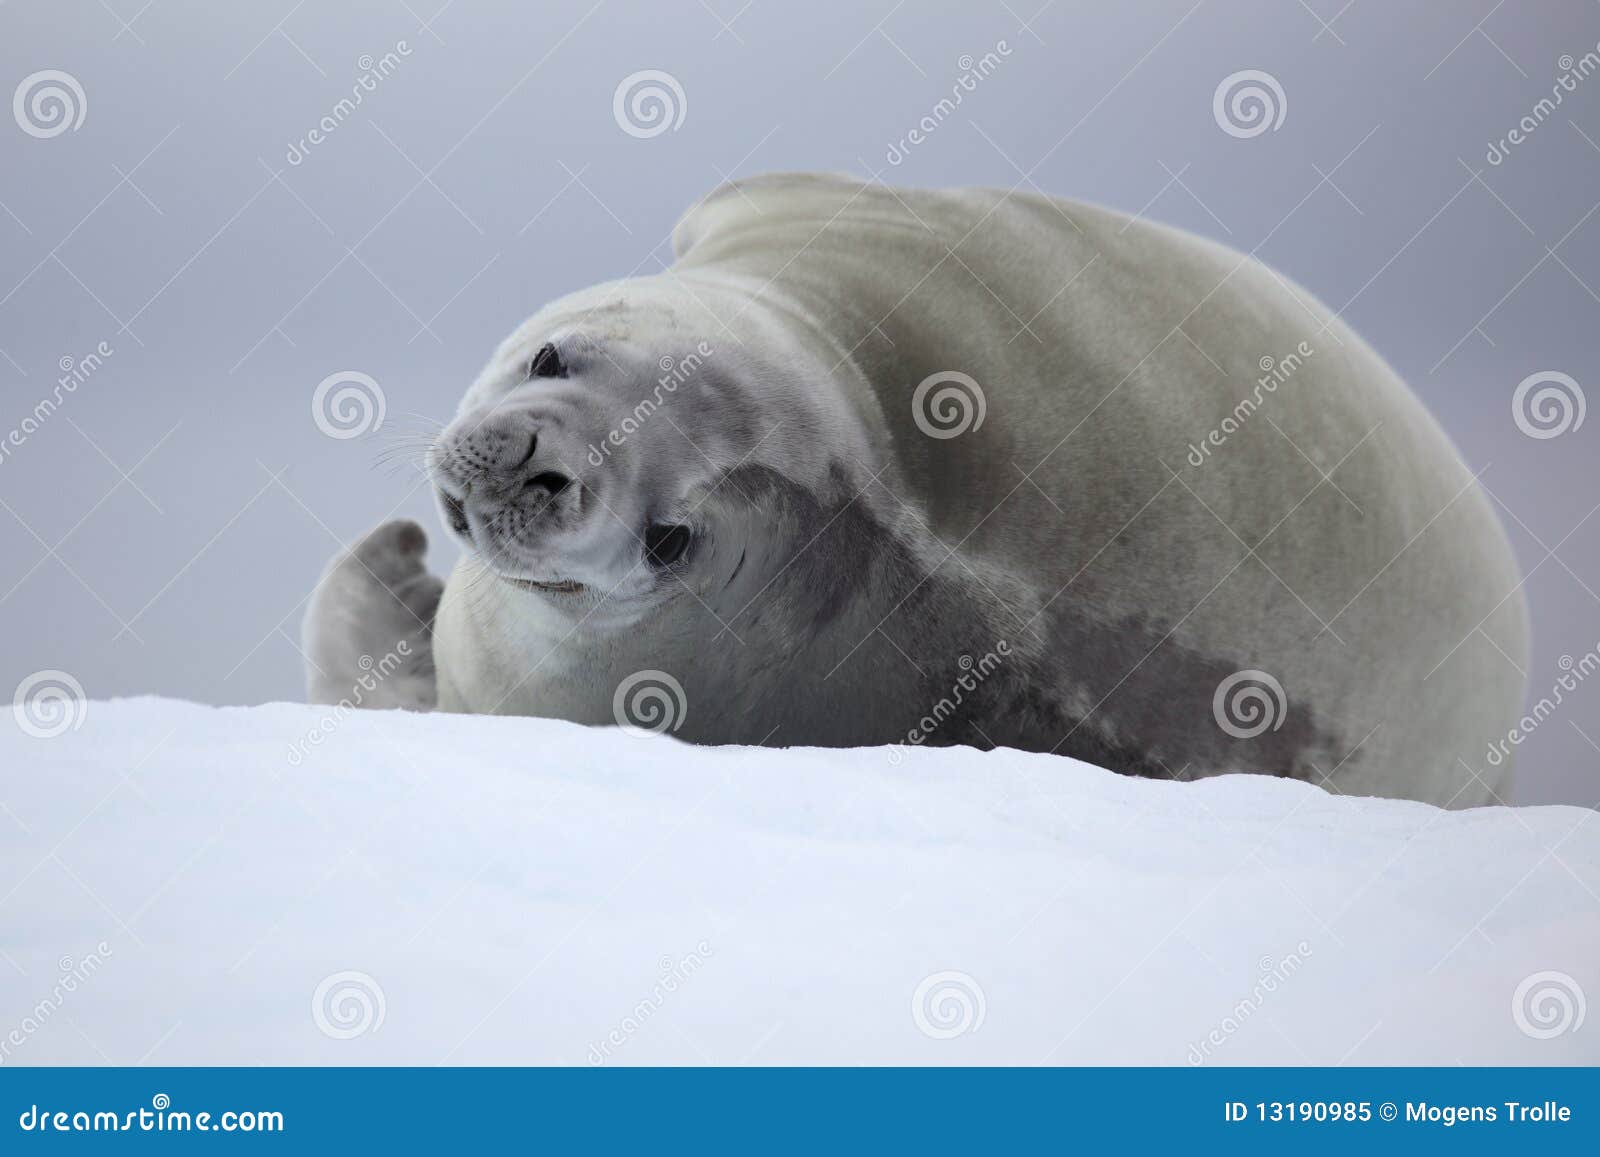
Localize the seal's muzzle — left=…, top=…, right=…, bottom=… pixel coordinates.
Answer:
left=429, top=403, right=588, bottom=575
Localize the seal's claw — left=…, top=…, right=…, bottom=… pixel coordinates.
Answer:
left=302, top=519, right=442, bottom=711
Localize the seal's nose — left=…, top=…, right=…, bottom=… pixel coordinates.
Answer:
left=432, top=408, right=580, bottom=545
left=438, top=412, right=571, bottom=493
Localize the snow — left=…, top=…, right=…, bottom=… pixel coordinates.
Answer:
left=1, top=697, right=1596, bottom=1066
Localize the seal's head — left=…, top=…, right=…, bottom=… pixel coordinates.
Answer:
left=428, top=280, right=879, bottom=626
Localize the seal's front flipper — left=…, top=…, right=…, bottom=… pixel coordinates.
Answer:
left=301, top=519, right=443, bottom=711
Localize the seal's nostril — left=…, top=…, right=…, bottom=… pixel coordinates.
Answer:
left=525, top=471, right=571, bottom=495
left=514, top=431, right=538, bottom=469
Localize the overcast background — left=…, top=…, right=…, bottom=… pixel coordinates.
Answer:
left=1, top=0, right=1597, bottom=804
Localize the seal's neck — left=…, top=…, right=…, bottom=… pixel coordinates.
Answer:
left=644, top=463, right=1037, bottom=745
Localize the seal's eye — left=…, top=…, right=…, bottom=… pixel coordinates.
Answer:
left=644, top=523, right=692, bottom=568
left=527, top=342, right=564, bottom=379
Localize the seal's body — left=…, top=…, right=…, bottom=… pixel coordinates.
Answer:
left=307, top=174, right=1527, bottom=806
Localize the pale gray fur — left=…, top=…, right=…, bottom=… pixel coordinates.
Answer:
left=302, top=520, right=442, bottom=710
left=304, top=173, right=1527, bottom=806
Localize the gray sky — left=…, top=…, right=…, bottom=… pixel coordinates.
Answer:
left=2, top=0, right=1597, bottom=804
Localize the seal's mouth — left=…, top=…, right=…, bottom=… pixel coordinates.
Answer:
left=498, top=574, right=586, bottom=595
